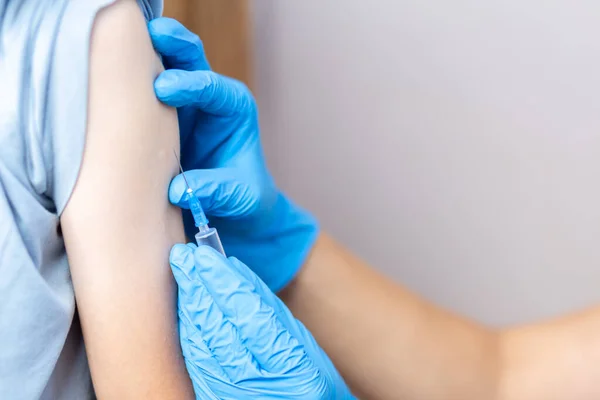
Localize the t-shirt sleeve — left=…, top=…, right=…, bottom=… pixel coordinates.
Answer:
left=46, top=0, right=162, bottom=215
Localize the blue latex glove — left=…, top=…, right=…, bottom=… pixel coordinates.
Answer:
left=149, top=17, right=318, bottom=292
left=169, top=244, right=354, bottom=400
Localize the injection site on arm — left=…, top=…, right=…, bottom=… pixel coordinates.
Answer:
left=173, top=150, right=225, bottom=255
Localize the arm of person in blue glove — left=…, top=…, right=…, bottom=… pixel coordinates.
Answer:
left=169, top=244, right=353, bottom=400
left=283, top=235, right=600, bottom=400
left=60, top=3, right=193, bottom=398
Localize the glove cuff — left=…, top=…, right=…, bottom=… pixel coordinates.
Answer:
left=267, top=193, right=320, bottom=293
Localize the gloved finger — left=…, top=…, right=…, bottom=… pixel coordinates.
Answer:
left=169, top=243, right=201, bottom=296
left=227, top=258, right=324, bottom=360
left=227, top=259, right=318, bottom=339
left=170, top=245, right=231, bottom=382
left=148, top=17, right=211, bottom=71
left=178, top=315, right=230, bottom=384
left=170, top=244, right=260, bottom=383
left=193, top=247, right=313, bottom=374
left=228, top=257, right=347, bottom=394
left=154, top=70, right=253, bottom=115
left=180, top=313, right=255, bottom=400
left=169, top=169, right=257, bottom=218
left=227, top=257, right=285, bottom=315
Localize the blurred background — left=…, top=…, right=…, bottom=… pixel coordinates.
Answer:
left=166, top=0, right=600, bottom=327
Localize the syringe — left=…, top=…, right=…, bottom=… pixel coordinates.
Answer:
left=174, top=151, right=226, bottom=256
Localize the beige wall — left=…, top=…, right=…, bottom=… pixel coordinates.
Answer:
left=251, top=0, right=600, bottom=326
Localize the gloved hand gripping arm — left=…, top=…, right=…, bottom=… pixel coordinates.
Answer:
left=150, top=18, right=318, bottom=292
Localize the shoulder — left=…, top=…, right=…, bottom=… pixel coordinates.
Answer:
left=92, top=0, right=157, bottom=58
left=48, top=0, right=163, bottom=214
left=89, top=0, right=165, bottom=96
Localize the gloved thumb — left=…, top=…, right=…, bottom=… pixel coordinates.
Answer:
left=169, top=168, right=258, bottom=218
left=169, top=243, right=200, bottom=294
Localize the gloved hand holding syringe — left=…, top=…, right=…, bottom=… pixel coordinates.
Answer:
left=173, top=150, right=225, bottom=256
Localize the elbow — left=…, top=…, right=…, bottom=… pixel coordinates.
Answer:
left=494, top=329, right=528, bottom=400
left=478, top=328, right=506, bottom=400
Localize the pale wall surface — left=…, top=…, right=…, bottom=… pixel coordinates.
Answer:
left=251, top=0, right=600, bottom=326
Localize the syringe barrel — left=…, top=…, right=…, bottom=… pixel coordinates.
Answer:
left=187, top=192, right=208, bottom=227
left=195, top=226, right=226, bottom=256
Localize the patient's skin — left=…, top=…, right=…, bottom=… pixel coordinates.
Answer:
left=60, top=0, right=194, bottom=398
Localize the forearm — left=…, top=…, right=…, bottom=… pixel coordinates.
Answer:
left=280, top=233, right=499, bottom=400
left=499, top=307, right=600, bottom=400
left=283, top=234, right=600, bottom=400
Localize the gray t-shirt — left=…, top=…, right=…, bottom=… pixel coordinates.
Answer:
left=0, top=0, right=162, bottom=398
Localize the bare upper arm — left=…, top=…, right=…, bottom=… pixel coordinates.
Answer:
left=60, top=0, right=193, bottom=398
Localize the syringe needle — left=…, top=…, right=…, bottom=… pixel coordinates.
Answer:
left=172, top=149, right=192, bottom=191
